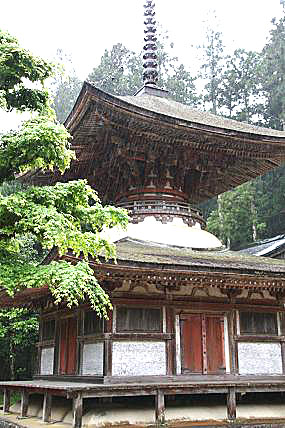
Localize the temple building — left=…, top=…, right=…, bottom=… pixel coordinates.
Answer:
left=2, top=2, right=285, bottom=427
left=240, top=235, right=285, bottom=259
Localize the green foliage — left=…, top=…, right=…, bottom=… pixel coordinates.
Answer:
left=199, top=26, right=225, bottom=114
left=0, top=29, right=52, bottom=112
left=50, top=49, right=83, bottom=123
left=207, top=182, right=266, bottom=249
left=0, top=30, right=129, bottom=319
left=201, top=14, right=285, bottom=245
left=165, top=64, right=199, bottom=106
left=218, top=49, right=262, bottom=123
left=260, top=16, right=285, bottom=129
left=52, top=74, right=82, bottom=123
left=0, top=308, right=38, bottom=380
left=0, top=180, right=128, bottom=317
left=254, top=167, right=285, bottom=237
left=0, top=309, right=38, bottom=346
left=0, top=109, right=74, bottom=181
left=88, top=43, right=143, bottom=96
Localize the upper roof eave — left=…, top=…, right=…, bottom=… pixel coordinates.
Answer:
left=65, top=82, right=285, bottom=145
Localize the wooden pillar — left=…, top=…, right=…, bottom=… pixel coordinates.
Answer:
left=228, top=310, right=237, bottom=374
left=3, top=388, right=11, bottom=413
left=166, top=306, right=175, bottom=376
left=227, top=387, right=236, bottom=421
left=104, top=309, right=113, bottom=377
left=155, top=390, right=165, bottom=426
left=42, top=392, right=52, bottom=423
left=73, top=393, right=83, bottom=428
left=20, top=389, right=29, bottom=418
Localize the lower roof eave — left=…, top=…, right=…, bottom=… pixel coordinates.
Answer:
left=2, top=257, right=285, bottom=308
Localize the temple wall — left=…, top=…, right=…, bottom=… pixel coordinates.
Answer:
left=238, top=342, right=282, bottom=375
left=112, top=341, right=166, bottom=376
left=38, top=299, right=285, bottom=379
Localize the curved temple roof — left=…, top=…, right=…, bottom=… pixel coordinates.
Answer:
left=119, top=94, right=285, bottom=138
left=31, top=82, right=285, bottom=204
left=66, top=82, right=285, bottom=139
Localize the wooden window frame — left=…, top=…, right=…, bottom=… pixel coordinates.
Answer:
left=235, top=310, right=285, bottom=375
left=82, top=310, right=104, bottom=337
left=41, top=319, right=56, bottom=342
left=115, top=305, right=163, bottom=334
left=238, top=310, right=279, bottom=338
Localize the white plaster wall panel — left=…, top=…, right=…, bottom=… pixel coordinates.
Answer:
left=82, top=342, right=104, bottom=375
left=112, top=341, right=166, bottom=376
left=223, top=316, right=230, bottom=373
left=175, top=315, right=182, bottom=375
left=238, top=342, right=282, bottom=375
left=40, top=347, right=54, bottom=375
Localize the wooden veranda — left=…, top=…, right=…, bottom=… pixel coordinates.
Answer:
left=2, top=376, right=285, bottom=427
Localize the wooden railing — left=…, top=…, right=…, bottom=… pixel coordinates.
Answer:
left=117, top=200, right=206, bottom=228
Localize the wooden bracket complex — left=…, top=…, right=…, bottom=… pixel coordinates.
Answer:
left=220, top=288, right=242, bottom=302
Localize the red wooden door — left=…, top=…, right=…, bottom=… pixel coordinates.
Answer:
left=181, top=314, right=225, bottom=374
left=59, top=317, right=77, bottom=375
left=206, top=315, right=226, bottom=374
left=181, top=314, right=203, bottom=373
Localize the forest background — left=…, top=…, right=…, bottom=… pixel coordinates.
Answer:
left=1, top=9, right=285, bottom=380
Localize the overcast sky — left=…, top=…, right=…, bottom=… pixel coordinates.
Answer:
left=0, top=0, right=284, bottom=131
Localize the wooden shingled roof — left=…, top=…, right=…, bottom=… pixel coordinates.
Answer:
left=112, top=238, right=285, bottom=275
left=2, top=239, right=285, bottom=308
left=119, top=94, right=285, bottom=138
left=26, top=82, right=285, bottom=204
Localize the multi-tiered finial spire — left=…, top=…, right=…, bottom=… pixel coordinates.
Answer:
left=143, top=1, right=158, bottom=86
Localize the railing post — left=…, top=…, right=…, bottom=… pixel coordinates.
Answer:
left=73, top=393, right=83, bottom=428
left=227, top=386, right=236, bottom=421
left=3, top=388, right=11, bottom=413
left=155, top=389, right=165, bottom=426
left=42, top=392, right=52, bottom=422
left=20, top=389, right=29, bottom=418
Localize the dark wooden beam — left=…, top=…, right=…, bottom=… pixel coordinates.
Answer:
left=104, top=339, right=112, bottom=377
left=42, top=392, right=52, bottom=422
left=20, top=389, right=29, bottom=417
left=155, top=389, right=165, bottom=425
left=73, top=393, right=83, bottom=428
left=227, top=386, right=236, bottom=421
left=3, top=388, right=10, bottom=413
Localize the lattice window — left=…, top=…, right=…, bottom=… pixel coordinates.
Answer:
left=116, top=307, right=162, bottom=332
left=84, top=311, right=104, bottom=335
left=42, top=319, right=55, bottom=341
left=239, top=312, right=278, bottom=335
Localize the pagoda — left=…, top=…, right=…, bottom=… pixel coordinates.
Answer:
left=2, top=2, right=285, bottom=428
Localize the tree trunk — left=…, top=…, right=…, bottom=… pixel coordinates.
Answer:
left=9, top=341, right=16, bottom=380
left=251, top=199, right=257, bottom=242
